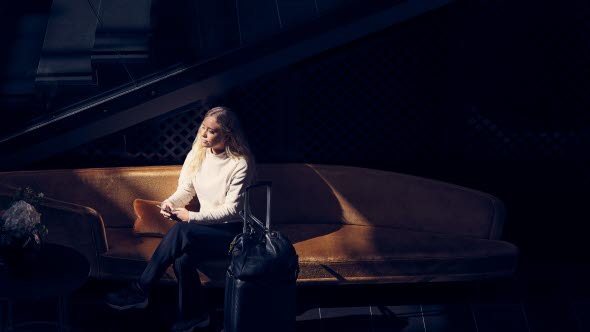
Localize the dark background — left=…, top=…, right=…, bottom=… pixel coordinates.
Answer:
left=14, top=0, right=590, bottom=261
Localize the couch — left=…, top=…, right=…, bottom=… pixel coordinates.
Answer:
left=0, top=164, right=518, bottom=287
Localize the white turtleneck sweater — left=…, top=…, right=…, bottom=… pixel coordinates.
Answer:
left=164, top=148, right=252, bottom=223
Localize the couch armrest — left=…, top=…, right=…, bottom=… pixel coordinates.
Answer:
left=41, top=198, right=108, bottom=278
left=0, top=185, right=108, bottom=278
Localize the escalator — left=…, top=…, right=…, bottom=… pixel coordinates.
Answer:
left=0, top=0, right=453, bottom=170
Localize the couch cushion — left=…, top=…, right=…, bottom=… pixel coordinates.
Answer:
left=100, top=228, right=169, bottom=281
left=133, top=199, right=177, bottom=237
left=100, top=228, right=227, bottom=286
left=274, top=224, right=518, bottom=284
left=101, top=224, right=518, bottom=286
left=133, top=199, right=201, bottom=237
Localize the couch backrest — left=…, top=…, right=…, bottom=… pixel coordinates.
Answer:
left=0, top=163, right=505, bottom=239
left=0, top=166, right=183, bottom=227
left=254, top=164, right=505, bottom=240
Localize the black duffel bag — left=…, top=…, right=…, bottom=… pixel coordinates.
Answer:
left=224, top=182, right=299, bottom=332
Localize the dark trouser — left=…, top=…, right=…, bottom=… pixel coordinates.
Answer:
left=138, top=221, right=242, bottom=319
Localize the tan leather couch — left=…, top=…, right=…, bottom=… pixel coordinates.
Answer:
left=0, top=164, right=518, bottom=287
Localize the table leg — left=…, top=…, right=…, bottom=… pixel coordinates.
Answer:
left=3, top=296, right=74, bottom=332
left=0, top=298, right=14, bottom=332
left=0, top=298, right=4, bottom=332
left=58, top=296, right=69, bottom=332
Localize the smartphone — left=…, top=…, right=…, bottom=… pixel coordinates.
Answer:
left=157, top=205, right=181, bottom=221
left=156, top=205, right=174, bottom=212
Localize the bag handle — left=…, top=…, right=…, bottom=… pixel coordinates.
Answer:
left=242, top=181, right=272, bottom=233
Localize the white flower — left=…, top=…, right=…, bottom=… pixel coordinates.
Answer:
left=1, top=200, right=41, bottom=233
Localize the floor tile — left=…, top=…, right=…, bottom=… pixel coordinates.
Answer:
left=297, top=320, right=323, bottom=332
left=320, top=306, right=372, bottom=332
left=298, top=307, right=321, bottom=321
left=571, top=301, right=590, bottom=332
left=320, top=306, right=372, bottom=320
left=422, top=303, right=476, bottom=332
left=322, top=318, right=372, bottom=332
left=371, top=305, right=425, bottom=332
left=520, top=288, right=580, bottom=332
left=470, top=303, right=528, bottom=332
left=297, top=308, right=322, bottom=332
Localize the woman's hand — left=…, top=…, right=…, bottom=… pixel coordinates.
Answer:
left=171, top=207, right=190, bottom=222
left=159, top=201, right=175, bottom=218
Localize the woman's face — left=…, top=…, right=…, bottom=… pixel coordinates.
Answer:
left=200, top=116, right=226, bottom=153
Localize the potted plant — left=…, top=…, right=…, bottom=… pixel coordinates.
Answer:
left=0, top=187, right=48, bottom=272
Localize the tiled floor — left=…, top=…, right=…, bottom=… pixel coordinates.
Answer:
left=3, top=253, right=590, bottom=332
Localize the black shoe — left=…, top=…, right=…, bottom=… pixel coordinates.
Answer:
left=171, top=312, right=210, bottom=332
left=105, top=282, right=149, bottom=310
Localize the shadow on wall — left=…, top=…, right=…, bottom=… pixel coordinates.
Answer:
left=250, top=164, right=346, bottom=244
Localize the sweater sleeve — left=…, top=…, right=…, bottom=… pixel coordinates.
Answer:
left=188, top=159, right=250, bottom=222
left=164, top=178, right=196, bottom=208
left=164, top=150, right=197, bottom=207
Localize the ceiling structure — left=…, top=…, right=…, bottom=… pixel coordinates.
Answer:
left=0, top=0, right=453, bottom=169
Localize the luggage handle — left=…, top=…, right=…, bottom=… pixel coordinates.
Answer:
left=242, top=181, right=272, bottom=234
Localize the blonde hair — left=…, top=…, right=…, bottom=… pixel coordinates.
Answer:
left=179, top=107, right=253, bottom=182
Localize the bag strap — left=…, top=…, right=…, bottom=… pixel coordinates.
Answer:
left=242, top=181, right=272, bottom=233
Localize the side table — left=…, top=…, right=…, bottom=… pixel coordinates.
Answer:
left=0, top=243, right=90, bottom=332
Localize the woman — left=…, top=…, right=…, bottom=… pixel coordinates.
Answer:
left=105, top=106, right=255, bottom=332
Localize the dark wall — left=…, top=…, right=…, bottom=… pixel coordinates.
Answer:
left=33, top=0, right=590, bottom=259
